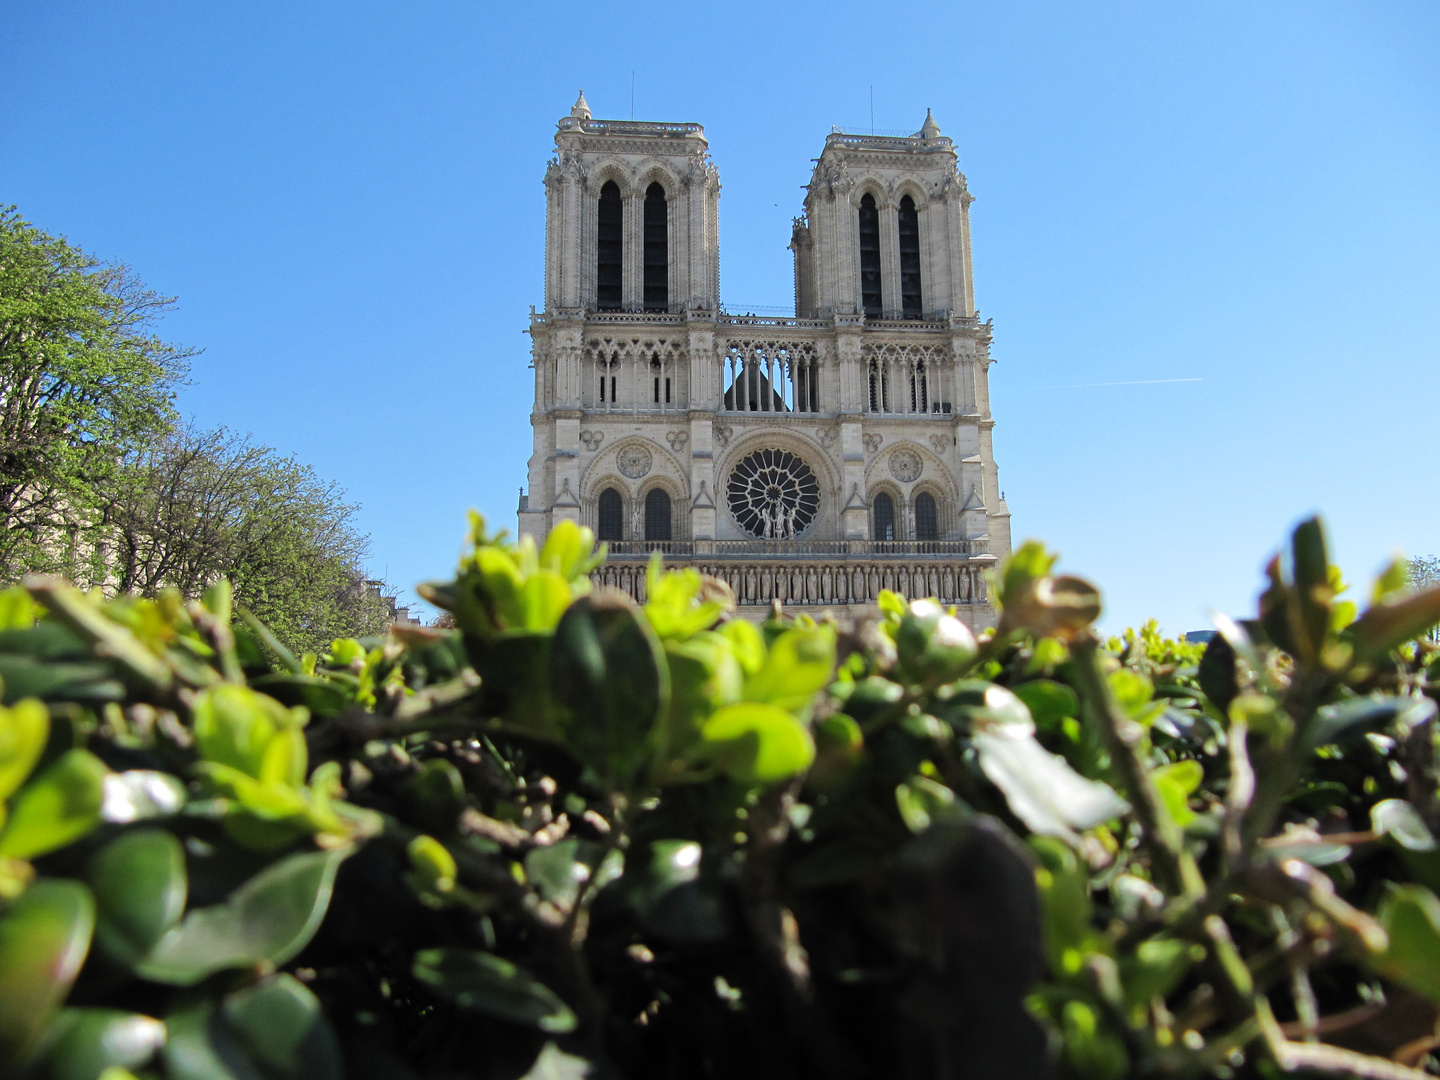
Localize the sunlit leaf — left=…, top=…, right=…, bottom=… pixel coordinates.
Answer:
left=0, top=749, right=108, bottom=859
left=975, top=729, right=1127, bottom=840
left=698, top=702, right=815, bottom=785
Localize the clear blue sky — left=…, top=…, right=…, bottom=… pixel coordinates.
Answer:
left=3, top=1, right=1438, bottom=633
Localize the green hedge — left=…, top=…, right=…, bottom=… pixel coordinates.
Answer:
left=1, top=513, right=1439, bottom=1080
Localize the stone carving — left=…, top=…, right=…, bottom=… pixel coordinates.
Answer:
left=862, top=434, right=883, bottom=457
left=818, top=425, right=839, bottom=449
left=666, top=430, right=689, bottom=451
left=580, top=430, right=604, bottom=451
left=929, top=434, right=949, bottom=453
left=714, top=425, right=733, bottom=449
left=617, top=444, right=653, bottom=479
left=890, top=449, right=923, bottom=483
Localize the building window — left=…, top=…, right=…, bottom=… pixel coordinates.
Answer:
left=597, top=181, right=623, bottom=311
left=644, top=488, right=672, bottom=542
left=859, top=193, right=882, bottom=317
left=644, top=182, right=668, bottom=312
left=873, top=492, right=895, bottom=541
left=915, top=492, right=938, bottom=541
left=598, top=487, right=623, bottom=541
left=899, top=195, right=922, bottom=319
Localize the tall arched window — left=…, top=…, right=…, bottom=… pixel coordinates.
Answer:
left=915, top=492, right=938, bottom=542
left=597, top=488, right=623, bottom=541
left=597, top=181, right=623, bottom=311
left=858, top=193, right=882, bottom=317
left=643, top=182, right=668, bottom=312
left=898, top=195, right=922, bottom=319
left=644, top=488, right=672, bottom=542
left=873, top=492, right=895, bottom=542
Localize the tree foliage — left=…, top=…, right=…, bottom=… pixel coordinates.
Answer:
left=0, top=206, right=194, bottom=576
left=1, top=514, right=1440, bottom=1079
left=100, top=425, right=392, bottom=652
left=0, top=208, right=388, bottom=652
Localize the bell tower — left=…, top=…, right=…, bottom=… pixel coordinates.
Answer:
left=542, top=92, right=720, bottom=316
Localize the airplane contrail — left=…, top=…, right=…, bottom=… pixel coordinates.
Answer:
left=1015, top=377, right=1203, bottom=391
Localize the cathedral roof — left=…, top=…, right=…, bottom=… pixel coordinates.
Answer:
left=917, top=109, right=941, bottom=139
left=570, top=90, right=591, bottom=120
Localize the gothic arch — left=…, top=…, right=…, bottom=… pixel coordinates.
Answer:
left=583, top=473, right=631, bottom=539
left=633, top=160, right=681, bottom=199
left=908, top=481, right=950, bottom=541
left=584, top=437, right=688, bottom=501
left=636, top=474, right=688, bottom=540
left=893, top=178, right=931, bottom=209
left=862, top=441, right=958, bottom=499
left=866, top=479, right=906, bottom=540
left=586, top=159, right=633, bottom=197
left=850, top=177, right=891, bottom=209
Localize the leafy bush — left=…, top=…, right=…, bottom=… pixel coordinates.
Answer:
left=1, top=513, right=1439, bottom=1080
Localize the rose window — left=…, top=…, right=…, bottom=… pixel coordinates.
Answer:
left=727, top=449, right=820, bottom=539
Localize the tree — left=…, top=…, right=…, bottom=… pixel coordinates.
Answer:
left=100, top=425, right=393, bottom=653
left=1410, top=555, right=1440, bottom=641
left=0, top=205, right=195, bottom=578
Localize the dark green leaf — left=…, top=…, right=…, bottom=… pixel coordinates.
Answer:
left=221, top=973, right=341, bottom=1080
left=88, top=828, right=187, bottom=968
left=1290, top=516, right=1331, bottom=664
left=249, top=674, right=352, bottom=716
left=1306, top=694, right=1436, bottom=750
left=137, top=847, right=347, bottom=985
left=1010, top=680, right=1078, bottom=733
left=550, top=594, right=668, bottom=788
left=1375, top=884, right=1440, bottom=1003
left=411, top=948, right=577, bottom=1032
left=41, top=1008, right=166, bottom=1080
left=0, top=879, right=94, bottom=1069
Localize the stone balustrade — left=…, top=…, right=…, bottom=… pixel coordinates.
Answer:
left=593, top=556, right=987, bottom=609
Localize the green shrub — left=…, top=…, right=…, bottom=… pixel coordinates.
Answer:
left=0, top=512, right=1438, bottom=1079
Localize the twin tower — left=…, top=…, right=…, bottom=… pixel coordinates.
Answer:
left=519, top=93, right=1010, bottom=627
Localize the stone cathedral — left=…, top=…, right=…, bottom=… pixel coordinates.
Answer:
left=518, top=93, right=1011, bottom=628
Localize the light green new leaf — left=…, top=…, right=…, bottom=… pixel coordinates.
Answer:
left=741, top=626, right=836, bottom=714
left=0, top=698, right=48, bottom=804
left=137, top=847, right=347, bottom=986
left=412, top=948, right=577, bottom=1032
left=1152, top=760, right=1204, bottom=827
left=699, top=703, right=815, bottom=785
left=0, top=749, right=108, bottom=859
left=192, top=684, right=306, bottom=780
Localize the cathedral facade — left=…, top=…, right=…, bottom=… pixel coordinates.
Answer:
left=518, top=94, right=1011, bottom=627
